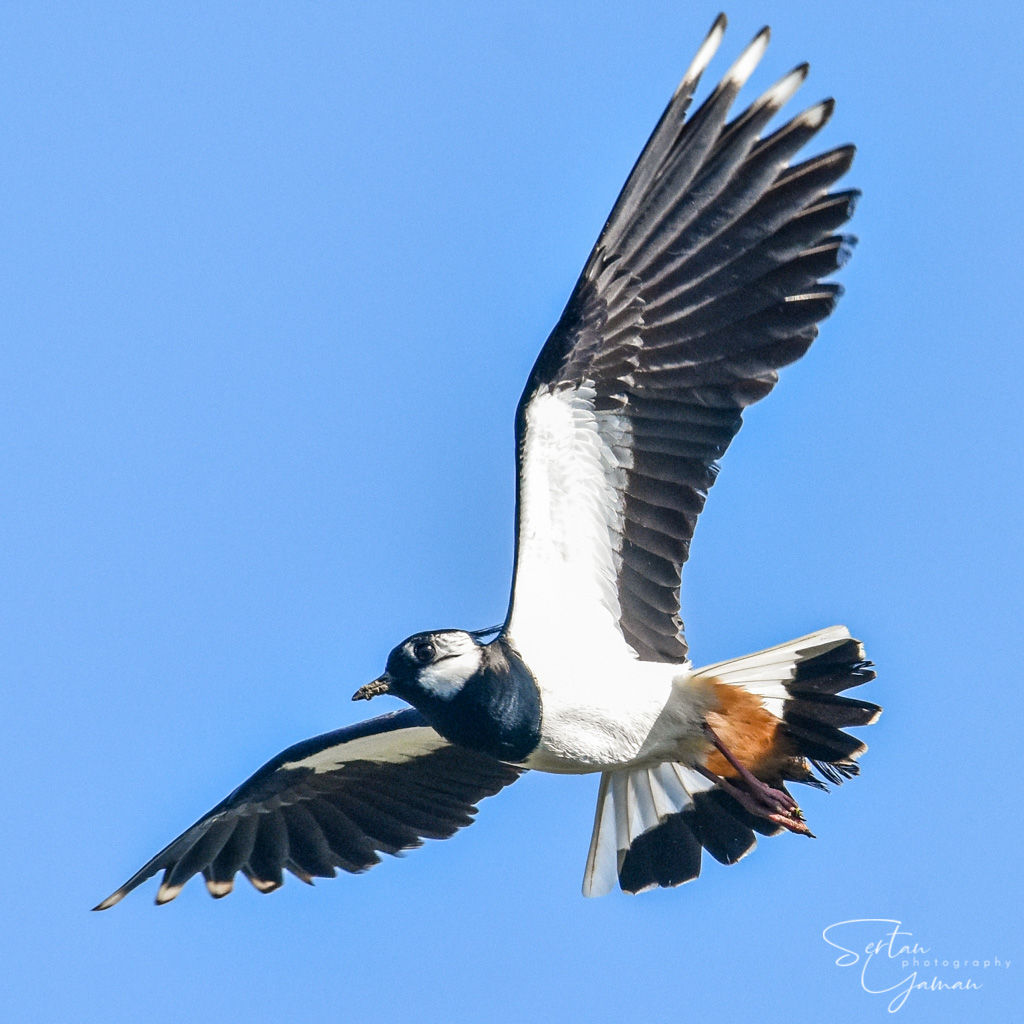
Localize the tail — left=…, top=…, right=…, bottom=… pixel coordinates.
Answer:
left=582, top=626, right=879, bottom=897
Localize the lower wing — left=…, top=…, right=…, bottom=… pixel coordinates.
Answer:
left=94, top=709, right=522, bottom=909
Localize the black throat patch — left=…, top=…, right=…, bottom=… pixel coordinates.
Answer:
left=413, top=639, right=541, bottom=763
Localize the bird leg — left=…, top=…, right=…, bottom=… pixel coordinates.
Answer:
left=703, top=722, right=799, bottom=812
left=699, top=724, right=814, bottom=837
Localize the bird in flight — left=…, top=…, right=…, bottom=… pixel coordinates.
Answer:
left=96, top=13, right=878, bottom=908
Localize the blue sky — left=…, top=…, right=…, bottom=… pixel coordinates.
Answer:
left=2, top=2, right=1021, bottom=1021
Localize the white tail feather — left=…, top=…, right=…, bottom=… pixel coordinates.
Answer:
left=581, top=626, right=858, bottom=897
left=692, top=626, right=855, bottom=719
left=582, top=762, right=714, bottom=897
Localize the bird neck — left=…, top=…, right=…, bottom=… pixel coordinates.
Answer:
left=416, top=637, right=541, bottom=762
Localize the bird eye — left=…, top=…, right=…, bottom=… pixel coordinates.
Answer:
left=412, top=640, right=436, bottom=664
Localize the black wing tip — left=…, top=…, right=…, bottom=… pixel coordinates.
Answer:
left=836, top=234, right=858, bottom=265
left=831, top=142, right=857, bottom=172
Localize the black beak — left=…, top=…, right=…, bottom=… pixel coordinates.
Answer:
left=352, top=674, right=391, bottom=701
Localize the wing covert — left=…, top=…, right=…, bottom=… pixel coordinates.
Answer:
left=507, top=16, right=856, bottom=665
left=94, top=709, right=522, bottom=908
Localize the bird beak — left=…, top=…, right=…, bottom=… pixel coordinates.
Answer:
left=352, top=674, right=391, bottom=701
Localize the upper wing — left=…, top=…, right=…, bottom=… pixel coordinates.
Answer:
left=94, top=709, right=522, bottom=908
left=506, top=16, right=857, bottom=664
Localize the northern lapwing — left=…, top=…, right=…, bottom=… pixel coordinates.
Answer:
left=96, top=14, right=879, bottom=908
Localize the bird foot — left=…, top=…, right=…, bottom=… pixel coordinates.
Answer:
left=700, top=724, right=814, bottom=837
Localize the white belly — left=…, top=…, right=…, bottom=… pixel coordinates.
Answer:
left=517, top=650, right=715, bottom=773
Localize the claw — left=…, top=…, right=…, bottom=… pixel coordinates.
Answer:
left=767, top=812, right=816, bottom=838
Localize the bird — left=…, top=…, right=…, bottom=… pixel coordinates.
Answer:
left=95, top=13, right=879, bottom=909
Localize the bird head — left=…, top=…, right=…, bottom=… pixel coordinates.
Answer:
left=352, top=630, right=485, bottom=706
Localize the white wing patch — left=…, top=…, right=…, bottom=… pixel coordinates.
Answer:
left=508, top=384, right=637, bottom=664
left=280, top=726, right=447, bottom=773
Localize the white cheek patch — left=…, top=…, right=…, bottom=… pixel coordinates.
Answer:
left=418, top=650, right=483, bottom=699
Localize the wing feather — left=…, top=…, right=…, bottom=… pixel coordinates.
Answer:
left=507, top=16, right=856, bottom=667
left=94, top=709, right=521, bottom=909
